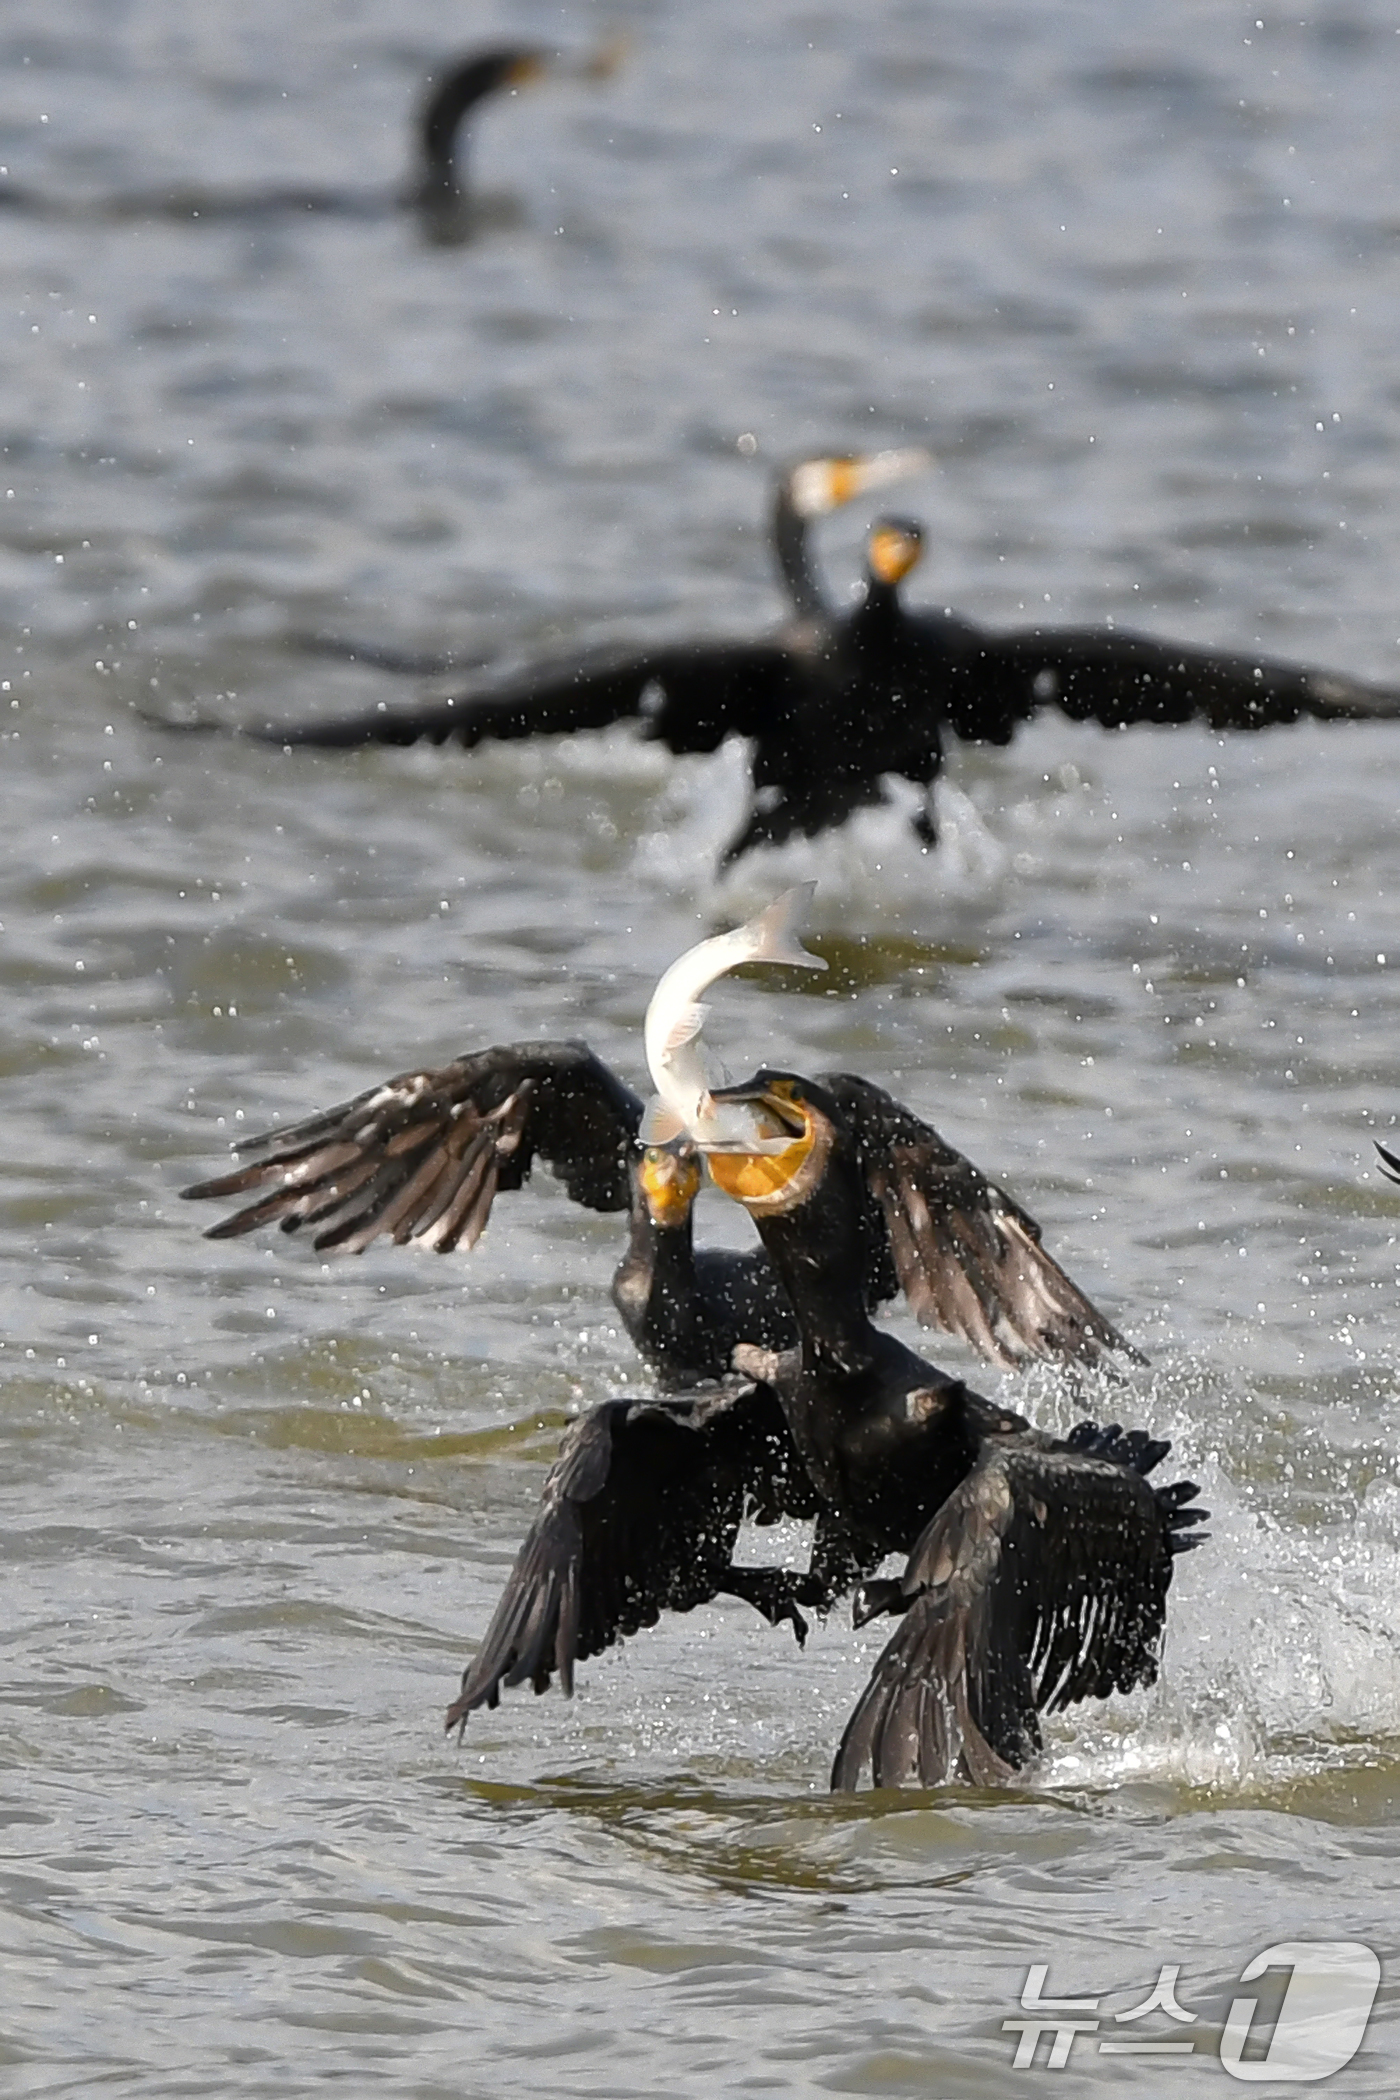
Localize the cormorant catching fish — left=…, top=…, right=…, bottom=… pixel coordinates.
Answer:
left=210, top=502, right=1400, bottom=867
left=0, top=45, right=617, bottom=244
left=694, top=1068, right=1204, bottom=1788
left=441, top=897, right=1191, bottom=1785
left=183, top=892, right=1137, bottom=1385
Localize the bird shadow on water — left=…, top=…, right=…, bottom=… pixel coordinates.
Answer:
left=427, top=1692, right=1400, bottom=1900
left=427, top=1765, right=1099, bottom=1900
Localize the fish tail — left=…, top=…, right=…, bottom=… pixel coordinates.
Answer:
left=736, top=884, right=829, bottom=972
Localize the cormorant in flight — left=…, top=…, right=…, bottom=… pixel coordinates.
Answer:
left=444, top=1069, right=1202, bottom=1785
left=223, top=512, right=1400, bottom=868
left=0, top=45, right=616, bottom=245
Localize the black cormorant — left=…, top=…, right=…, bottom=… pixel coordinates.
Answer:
left=182, top=1042, right=1138, bottom=1387
left=0, top=45, right=613, bottom=244
left=225, top=512, right=1400, bottom=866
left=689, top=1072, right=1205, bottom=1786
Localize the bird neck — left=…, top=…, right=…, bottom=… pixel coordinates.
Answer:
left=771, top=488, right=826, bottom=622
left=614, top=1197, right=719, bottom=1381
left=417, top=69, right=497, bottom=197
left=420, top=139, right=466, bottom=202
left=744, top=1142, right=880, bottom=1377
left=851, top=576, right=905, bottom=645
left=627, top=1198, right=695, bottom=1278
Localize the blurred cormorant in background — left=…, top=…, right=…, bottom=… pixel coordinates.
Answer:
left=0, top=44, right=617, bottom=244
left=216, top=509, right=1400, bottom=867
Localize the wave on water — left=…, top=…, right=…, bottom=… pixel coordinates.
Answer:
left=1024, top=1359, right=1400, bottom=1801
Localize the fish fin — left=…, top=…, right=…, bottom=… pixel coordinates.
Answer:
left=639, top=1097, right=687, bottom=1145
left=738, top=884, right=829, bottom=971
left=658, top=999, right=709, bottom=1058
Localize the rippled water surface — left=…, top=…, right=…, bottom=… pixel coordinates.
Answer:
left=3, top=1, right=1400, bottom=2093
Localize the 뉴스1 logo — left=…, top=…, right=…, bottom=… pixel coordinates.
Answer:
left=1004, top=1942, right=1381, bottom=2079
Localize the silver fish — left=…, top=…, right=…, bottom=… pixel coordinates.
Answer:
left=641, top=886, right=828, bottom=1152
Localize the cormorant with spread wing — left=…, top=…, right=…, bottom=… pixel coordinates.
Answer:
left=224, top=510, right=1400, bottom=867
left=0, top=45, right=616, bottom=245
left=694, top=1070, right=1206, bottom=1789
left=182, top=1042, right=1140, bottom=1387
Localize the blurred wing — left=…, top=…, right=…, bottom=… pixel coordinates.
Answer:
left=832, top=1426, right=1205, bottom=1790
left=241, top=639, right=795, bottom=756
left=289, top=630, right=493, bottom=677
left=820, top=1073, right=1143, bottom=1372
left=1376, top=1140, right=1400, bottom=1185
left=937, top=622, right=1400, bottom=745
left=181, top=1039, right=642, bottom=1254
left=446, top=1380, right=817, bottom=1727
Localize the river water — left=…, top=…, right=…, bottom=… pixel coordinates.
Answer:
left=2, top=1, right=1399, bottom=2093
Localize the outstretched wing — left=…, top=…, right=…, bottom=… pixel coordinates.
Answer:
left=240, top=639, right=797, bottom=758
left=820, top=1072, right=1143, bottom=1372
left=831, top=1421, right=1206, bottom=1790
left=446, top=1381, right=820, bottom=1728
left=1376, top=1140, right=1400, bottom=1185
left=932, top=618, right=1400, bottom=748
left=181, top=1039, right=642, bottom=1254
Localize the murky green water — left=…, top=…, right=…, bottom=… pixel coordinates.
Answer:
left=1, top=1, right=1398, bottom=2092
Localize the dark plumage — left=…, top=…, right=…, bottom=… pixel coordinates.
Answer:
left=409, top=49, right=547, bottom=241
left=1377, top=1140, right=1400, bottom=1185
left=182, top=1040, right=771, bottom=1389
left=181, top=1043, right=1140, bottom=1387
left=833, top=1419, right=1202, bottom=1787
left=697, top=1071, right=1205, bottom=1789
left=445, top=1380, right=825, bottom=1729
left=216, top=513, right=1400, bottom=866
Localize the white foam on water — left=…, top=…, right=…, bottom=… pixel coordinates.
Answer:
left=1032, top=1387, right=1400, bottom=1795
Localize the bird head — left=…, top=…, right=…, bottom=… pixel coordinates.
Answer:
left=699, top=1071, right=838, bottom=1214
left=636, top=1142, right=703, bottom=1229
left=784, top=449, right=933, bottom=521
left=866, top=516, right=925, bottom=588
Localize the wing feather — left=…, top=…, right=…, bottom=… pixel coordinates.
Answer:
left=446, top=1382, right=815, bottom=1729
left=238, top=639, right=795, bottom=757
left=821, top=1072, right=1143, bottom=1371
left=182, top=1041, right=643, bottom=1255
left=937, top=622, right=1400, bottom=745
left=832, top=1426, right=1204, bottom=1790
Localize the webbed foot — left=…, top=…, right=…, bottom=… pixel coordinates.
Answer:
left=851, top=1576, right=906, bottom=1628
left=723, top=1566, right=812, bottom=1647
